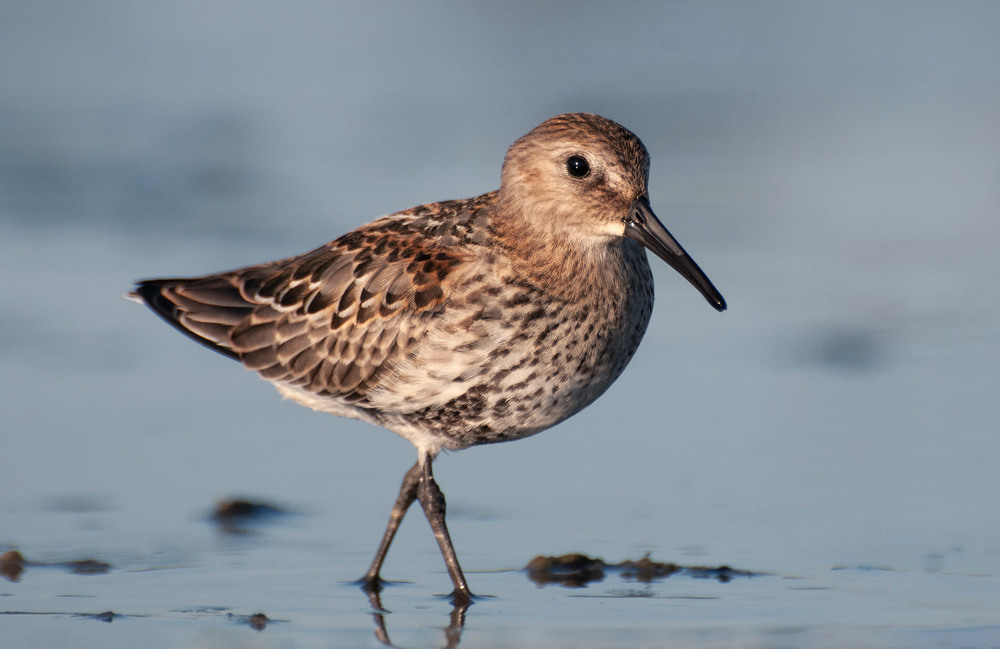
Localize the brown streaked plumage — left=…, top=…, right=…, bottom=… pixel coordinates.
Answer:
left=131, top=113, right=726, bottom=604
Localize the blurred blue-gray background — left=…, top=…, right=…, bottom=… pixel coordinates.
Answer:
left=2, top=3, right=999, bottom=648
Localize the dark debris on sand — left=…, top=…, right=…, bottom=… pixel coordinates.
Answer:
left=527, top=553, right=754, bottom=587
left=210, top=498, right=290, bottom=534
left=227, top=611, right=271, bottom=631
left=1, top=549, right=111, bottom=582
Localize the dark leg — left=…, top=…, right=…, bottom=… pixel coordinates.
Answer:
left=361, top=461, right=422, bottom=594
left=417, top=456, right=473, bottom=604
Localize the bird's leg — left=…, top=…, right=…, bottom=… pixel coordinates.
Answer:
left=417, top=455, right=473, bottom=605
left=361, top=460, right=422, bottom=594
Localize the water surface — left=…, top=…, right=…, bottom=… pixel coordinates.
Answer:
left=2, top=3, right=999, bottom=647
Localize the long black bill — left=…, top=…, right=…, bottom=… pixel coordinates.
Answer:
left=624, top=196, right=726, bottom=312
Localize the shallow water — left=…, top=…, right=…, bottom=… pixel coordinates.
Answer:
left=3, top=3, right=1000, bottom=648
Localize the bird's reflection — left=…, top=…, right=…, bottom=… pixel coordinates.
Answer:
left=363, top=585, right=469, bottom=648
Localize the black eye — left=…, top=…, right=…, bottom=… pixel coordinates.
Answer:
left=566, top=155, right=590, bottom=178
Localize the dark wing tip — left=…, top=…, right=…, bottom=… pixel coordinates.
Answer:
left=130, top=279, right=242, bottom=361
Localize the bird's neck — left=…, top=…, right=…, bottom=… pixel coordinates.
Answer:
left=490, top=208, right=633, bottom=304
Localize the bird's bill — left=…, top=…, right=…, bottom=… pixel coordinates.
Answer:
left=623, top=196, right=727, bottom=312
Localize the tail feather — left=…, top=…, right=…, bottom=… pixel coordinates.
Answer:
left=130, top=279, right=243, bottom=361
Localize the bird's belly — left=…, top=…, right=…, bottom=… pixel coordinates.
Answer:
left=372, top=285, right=654, bottom=451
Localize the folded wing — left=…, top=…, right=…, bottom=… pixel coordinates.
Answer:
left=131, top=217, right=467, bottom=403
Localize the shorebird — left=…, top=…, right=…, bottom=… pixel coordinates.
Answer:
left=131, top=113, right=726, bottom=604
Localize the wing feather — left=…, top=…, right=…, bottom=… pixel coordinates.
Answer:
left=131, top=213, right=470, bottom=406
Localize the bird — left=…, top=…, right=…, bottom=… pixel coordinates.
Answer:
left=130, top=113, right=726, bottom=604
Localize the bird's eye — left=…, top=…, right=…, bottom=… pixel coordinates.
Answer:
left=566, top=155, right=590, bottom=178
